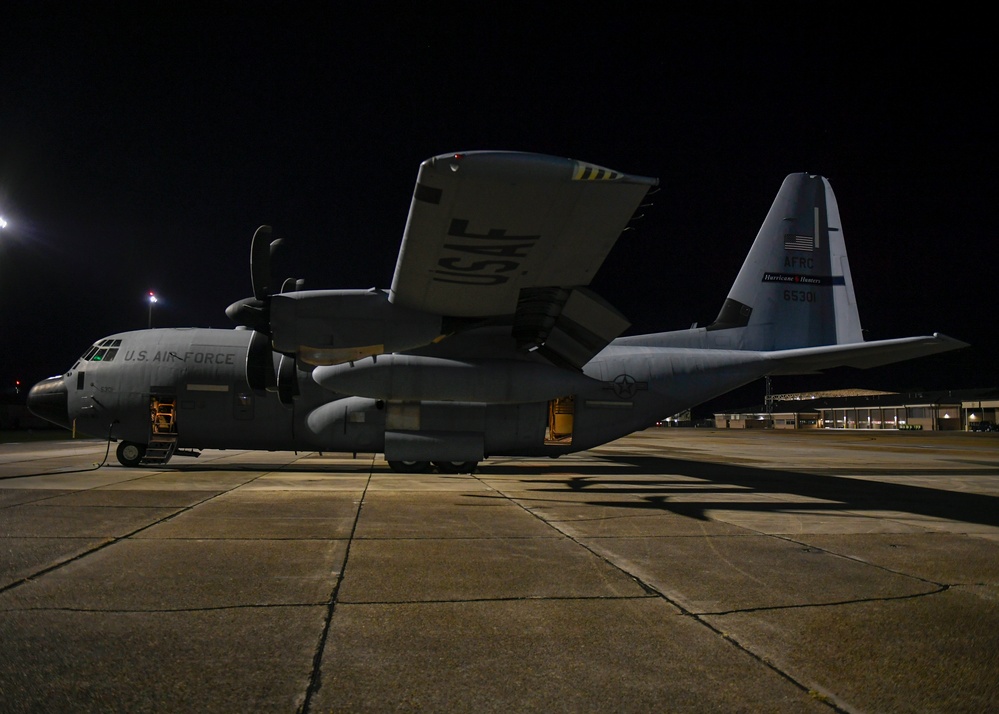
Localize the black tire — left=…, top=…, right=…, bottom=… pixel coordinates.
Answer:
left=433, top=461, right=478, bottom=474
left=116, top=441, right=146, bottom=467
left=388, top=460, right=431, bottom=474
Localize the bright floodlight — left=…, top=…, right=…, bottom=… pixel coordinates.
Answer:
left=0, top=216, right=7, bottom=229
left=147, top=292, right=158, bottom=328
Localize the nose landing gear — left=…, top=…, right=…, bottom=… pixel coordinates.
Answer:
left=116, top=441, right=147, bottom=467
left=115, top=395, right=179, bottom=467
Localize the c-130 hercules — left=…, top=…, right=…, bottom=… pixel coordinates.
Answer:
left=28, top=151, right=964, bottom=471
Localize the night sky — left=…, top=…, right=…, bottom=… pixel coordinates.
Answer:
left=2, top=8, right=995, bottom=407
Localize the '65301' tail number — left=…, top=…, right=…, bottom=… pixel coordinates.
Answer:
left=784, top=289, right=817, bottom=303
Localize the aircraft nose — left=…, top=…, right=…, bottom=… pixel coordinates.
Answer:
left=27, top=376, right=71, bottom=429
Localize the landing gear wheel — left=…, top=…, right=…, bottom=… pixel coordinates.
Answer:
left=388, top=460, right=431, bottom=474
left=433, top=461, right=478, bottom=474
left=116, top=441, right=147, bottom=467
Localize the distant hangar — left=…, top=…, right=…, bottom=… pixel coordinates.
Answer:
left=713, top=388, right=999, bottom=431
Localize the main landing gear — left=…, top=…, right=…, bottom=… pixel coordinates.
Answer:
left=387, top=460, right=478, bottom=474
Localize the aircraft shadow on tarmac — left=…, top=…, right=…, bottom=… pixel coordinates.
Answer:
left=158, top=452, right=999, bottom=530
left=481, top=455, right=999, bottom=529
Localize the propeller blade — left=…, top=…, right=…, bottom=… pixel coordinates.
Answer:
left=277, top=354, right=299, bottom=405
left=250, top=225, right=274, bottom=300
left=240, top=226, right=301, bottom=403
left=245, top=330, right=277, bottom=392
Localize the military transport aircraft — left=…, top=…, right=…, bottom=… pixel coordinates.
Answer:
left=28, top=151, right=965, bottom=471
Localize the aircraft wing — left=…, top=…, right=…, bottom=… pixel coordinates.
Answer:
left=389, top=151, right=657, bottom=368
left=390, top=151, right=658, bottom=316
left=764, top=334, right=968, bottom=374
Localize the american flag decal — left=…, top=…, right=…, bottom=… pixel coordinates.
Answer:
left=784, top=232, right=815, bottom=251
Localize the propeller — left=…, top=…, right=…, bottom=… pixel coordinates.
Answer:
left=251, top=225, right=283, bottom=300
left=226, top=226, right=280, bottom=333
left=226, top=225, right=302, bottom=404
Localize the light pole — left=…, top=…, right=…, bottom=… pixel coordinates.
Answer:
left=147, top=292, right=158, bottom=328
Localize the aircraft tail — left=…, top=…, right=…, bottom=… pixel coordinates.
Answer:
left=705, top=172, right=862, bottom=350
left=614, top=173, right=966, bottom=372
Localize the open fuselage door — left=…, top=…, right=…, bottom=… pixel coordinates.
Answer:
left=545, top=395, right=575, bottom=445
left=145, top=394, right=178, bottom=463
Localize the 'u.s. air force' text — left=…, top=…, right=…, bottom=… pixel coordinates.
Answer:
left=123, top=350, right=237, bottom=364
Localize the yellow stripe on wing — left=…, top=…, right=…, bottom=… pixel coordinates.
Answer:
left=572, top=161, right=624, bottom=181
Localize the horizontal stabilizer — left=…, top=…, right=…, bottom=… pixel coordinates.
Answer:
left=764, top=334, right=968, bottom=375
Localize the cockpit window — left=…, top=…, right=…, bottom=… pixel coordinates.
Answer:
left=81, top=338, right=122, bottom=362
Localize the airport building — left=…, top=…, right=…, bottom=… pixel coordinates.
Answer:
left=713, top=388, right=999, bottom=431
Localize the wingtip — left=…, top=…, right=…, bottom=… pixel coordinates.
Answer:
left=932, top=333, right=971, bottom=349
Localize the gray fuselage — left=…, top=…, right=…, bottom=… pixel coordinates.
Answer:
left=31, top=326, right=767, bottom=462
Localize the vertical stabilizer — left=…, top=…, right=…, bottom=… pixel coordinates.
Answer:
left=707, top=173, right=863, bottom=349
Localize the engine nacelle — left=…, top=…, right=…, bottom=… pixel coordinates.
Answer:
left=269, top=289, right=443, bottom=365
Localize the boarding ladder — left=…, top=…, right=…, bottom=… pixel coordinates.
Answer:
left=143, top=397, right=178, bottom=465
